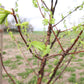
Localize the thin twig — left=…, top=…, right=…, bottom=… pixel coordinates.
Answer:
left=41, top=0, right=50, bottom=11
left=0, top=53, right=16, bottom=84
left=47, top=54, right=64, bottom=84
left=53, top=3, right=83, bottom=27
left=47, top=28, right=83, bottom=83
left=50, top=30, right=60, bottom=49
left=47, top=54, right=62, bottom=60
left=52, top=39, right=81, bottom=84
left=53, top=0, right=58, bottom=11
left=66, top=30, right=83, bottom=52
left=11, top=8, right=42, bottom=61
left=14, top=36, right=38, bottom=76
left=52, top=56, right=73, bottom=84
left=37, top=0, right=45, bottom=18
left=51, top=27, right=65, bottom=52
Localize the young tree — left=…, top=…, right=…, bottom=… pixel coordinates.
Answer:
left=0, top=0, right=84, bottom=84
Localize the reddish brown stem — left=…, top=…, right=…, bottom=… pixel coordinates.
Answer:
left=53, top=4, right=81, bottom=27
left=47, top=29, right=83, bottom=84
left=51, top=27, right=65, bottom=52
left=68, top=51, right=84, bottom=55
left=47, top=54, right=65, bottom=84
left=50, top=30, right=60, bottom=49
left=47, top=53, right=62, bottom=60
left=14, top=37, right=38, bottom=76
left=37, top=0, right=45, bottom=18
left=0, top=53, right=16, bottom=84
left=66, top=30, right=83, bottom=52
left=37, top=56, right=47, bottom=84
left=52, top=56, right=73, bottom=84
left=45, top=24, right=52, bottom=45
left=11, top=8, right=42, bottom=61
left=53, top=0, right=58, bottom=11
left=41, top=0, right=50, bottom=11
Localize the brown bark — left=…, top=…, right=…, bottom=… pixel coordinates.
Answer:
left=45, top=24, right=52, bottom=45
left=37, top=57, right=47, bottom=84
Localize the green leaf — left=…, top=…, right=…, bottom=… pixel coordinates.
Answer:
left=50, top=18, right=55, bottom=24
left=49, top=73, right=53, bottom=78
left=42, top=45, right=50, bottom=57
left=31, top=41, right=46, bottom=51
left=69, top=11, right=72, bottom=14
left=9, top=31, right=15, bottom=40
left=32, top=0, right=38, bottom=8
left=61, top=14, right=64, bottom=19
left=42, top=18, right=48, bottom=25
left=30, top=41, right=50, bottom=57
left=14, top=8, right=18, bottom=12
left=5, top=18, right=8, bottom=26
left=71, top=39, right=75, bottom=43
left=58, top=50, right=62, bottom=54
left=16, top=22, right=29, bottom=27
left=7, top=28, right=10, bottom=32
left=0, top=3, right=2, bottom=6
left=72, top=26, right=77, bottom=31
left=0, top=8, right=11, bottom=24
left=80, top=41, right=84, bottom=45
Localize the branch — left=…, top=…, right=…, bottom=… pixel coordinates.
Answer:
left=41, top=0, right=50, bottom=11
left=52, top=56, right=73, bottom=84
left=52, top=39, right=81, bottom=83
left=46, top=54, right=62, bottom=60
left=11, top=8, right=42, bottom=61
left=61, top=28, right=72, bottom=32
left=68, top=51, right=84, bottom=55
left=37, top=56, right=47, bottom=84
left=50, top=30, right=60, bottom=49
left=14, top=36, right=38, bottom=76
left=60, top=24, right=84, bottom=33
left=47, top=54, right=64, bottom=84
left=53, top=0, right=58, bottom=11
left=53, top=3, right=83, bottom=27
left=47, top=35, right=82, bottom=84
left=66, top=30, right=83, bottom=52
left=51, top=27, right=65, bottom=52
left=47, top=26, right=83, bottom=83
left=51, top=0, right=53, bottom=12
left=0, top=53, right=16, bottom=84
left=37, top=0, right=45, bottom=18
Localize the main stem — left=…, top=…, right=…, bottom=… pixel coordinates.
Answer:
left=37, top=23, right=52, bottom=84
left=45, top=24, right=52, bottom=45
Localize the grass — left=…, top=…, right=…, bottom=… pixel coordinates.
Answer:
left=17, top=61, right=23, bottom=65
left=77, top=77, right=84, bottom=84
left=79, top=72, right=84, bottom=76
left=18, top=69, right=33, bottom=79
left=75, top=59, right=83, bottom=62
left=79, top=53, right=84, bottom=57
left=68, top=73, right=76, bottom=83
left=3, top=59, right=12, bottom=66
left=79, top=77, right=84, bottom=81
left=80, top=63, right=84, bottom=67
left=65, top=67, right=75, bottom=72
left=3, top=51, right=7, bottom=55
left=16, top=55, right=23, bottom=60
left=74, top=66, right=83, bottom=70
left=4, top=41, right=16, bottom=49
left=3, top=57, right=23, bottom=69
left=10, top=64, right=17, bottom=69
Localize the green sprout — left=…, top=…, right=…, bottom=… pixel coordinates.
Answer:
left=0, top=8, right=11, bottom=24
